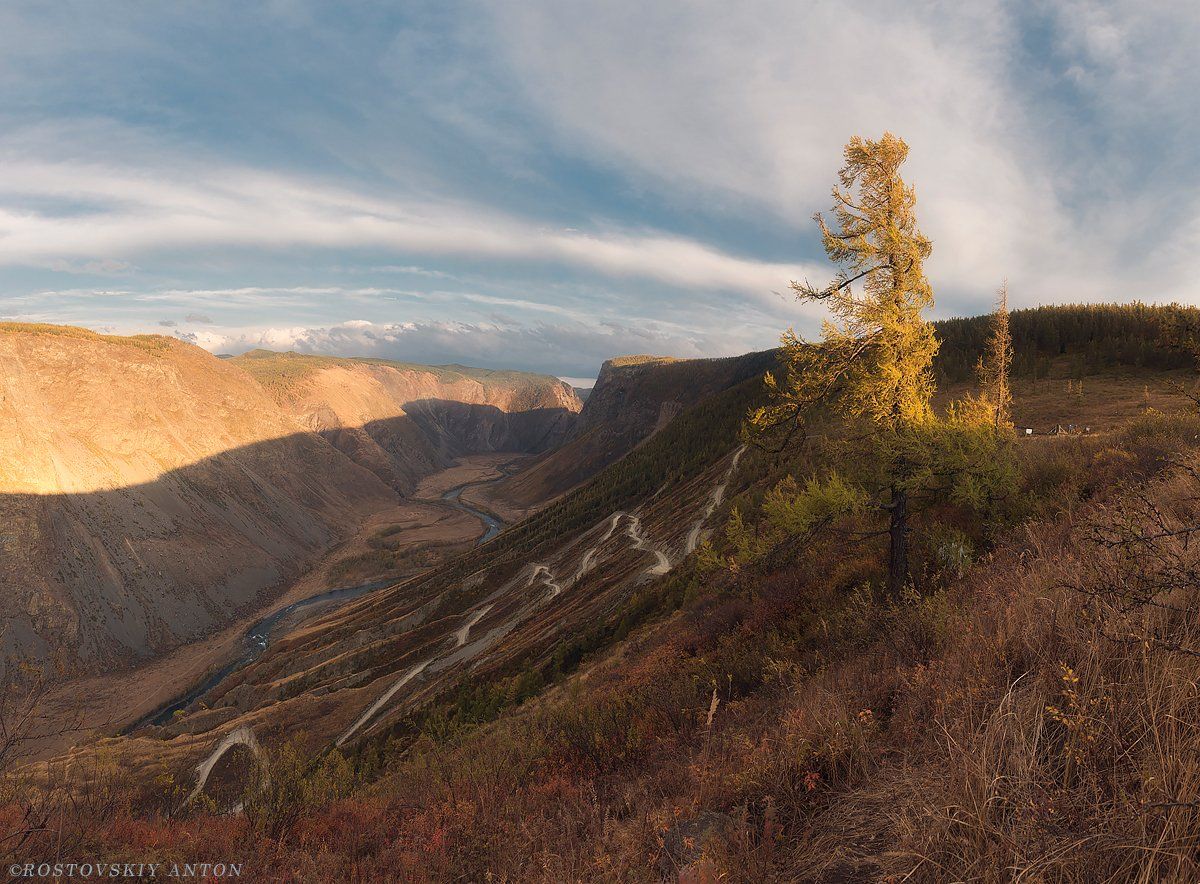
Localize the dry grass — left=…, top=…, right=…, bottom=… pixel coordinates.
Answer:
left=16, top=404, right=1200, bottom=881
left=874, top=455, right=1200, bottom=882
left=936, top=366, right=1193, bottom=434
left=230, top=348, right=560, bottom=394
left=0, top=322, right=171, bottom=353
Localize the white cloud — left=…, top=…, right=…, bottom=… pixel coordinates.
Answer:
left=45, top=257, right=135, bottom=275
left=478, top=0, right=1200, bottom=312
left=360, top=265, right=456, bottom=278
left=9, top=0, right=1200, bottom=377
left=174, top=316, right=771, bottom=376
left=0, top=137, right=819, bottom=309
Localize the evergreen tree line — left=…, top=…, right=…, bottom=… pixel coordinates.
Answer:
left=934, top=303, right=1200, bottom=383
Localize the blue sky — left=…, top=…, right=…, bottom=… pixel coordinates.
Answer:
left=1, top=1, right=1197, bottom=380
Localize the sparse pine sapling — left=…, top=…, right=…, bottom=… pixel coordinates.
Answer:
left=975, top=281, right=1013, bottom=431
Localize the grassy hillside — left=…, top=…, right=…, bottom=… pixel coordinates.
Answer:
left=473, top=350, right=775, bottom=518
left=0, top=322, right=171, bottom=353
left=41, top=367, right=1200, bottom=880
left=14, top=307, right=1200, bottom=880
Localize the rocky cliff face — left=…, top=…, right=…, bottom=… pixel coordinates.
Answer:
left=231, top=352, right=581, bottom=493
left=0, top=327, right=582, bottom=678
left=463, top=351, right=775, bottom=519
left=0, top=326, right=400, bottom=678
left=571, top=350, right=774, bottom=456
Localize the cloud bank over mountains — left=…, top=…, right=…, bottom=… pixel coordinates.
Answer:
left=1, top=1, right=1197, bottom=374
left=179, top=316, right=746, bottom=378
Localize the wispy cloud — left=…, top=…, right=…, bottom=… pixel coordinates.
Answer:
left=0, top=148, right=816, bottom=307
left=481, top=0, right=1200, bottom=311
left=3, top=1, right=1200, bottom=375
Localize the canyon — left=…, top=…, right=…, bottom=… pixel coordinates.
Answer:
left=0, top=325, right=581, bottom=681
left=0, top=330, right=758, bottom=806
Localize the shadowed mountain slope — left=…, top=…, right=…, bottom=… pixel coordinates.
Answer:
left=0, top=327, right=397, bottom=678
left=464, top=350, right=775, bottom=519
left=98, top=365, right=767, bottom=782
left=231, top=351, right=582, bottom=494
left=0, top=327, right=581, bottom=679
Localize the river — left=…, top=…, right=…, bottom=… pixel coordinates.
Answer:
left=442, top=484, right=503, bottom=542
left=126, top=475, right=507, bottom=732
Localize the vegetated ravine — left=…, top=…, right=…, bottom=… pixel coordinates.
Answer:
left=126, top=473, right=510, bottom=733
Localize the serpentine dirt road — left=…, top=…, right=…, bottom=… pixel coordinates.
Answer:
left=135, top=471, right=510, bottom=734
left=190, top=447, right=747, bottom=800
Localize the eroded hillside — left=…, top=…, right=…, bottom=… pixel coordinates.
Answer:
left=0, top=326, right=582, bottom=680
left=0, top=326, right=402, bottom=679
left=464, top=350, right=773, bottom=520
left=66, top=358, right=763, bottom=802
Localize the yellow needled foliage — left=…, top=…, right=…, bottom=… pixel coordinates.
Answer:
left=750, top=132, right=938, bottom=443
left=748, top=134, right=1018, bottom=595
left=975, top=281, right=1014, bottom=431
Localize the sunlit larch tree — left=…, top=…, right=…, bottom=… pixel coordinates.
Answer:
left=748, top=132, right=1015, bottom=595
left=976, top=281, right=1013, bottom=430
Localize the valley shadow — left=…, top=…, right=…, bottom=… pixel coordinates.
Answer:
left=387, top=399, right=578, bottom=457
left=0, top=402, right=580, bottom=694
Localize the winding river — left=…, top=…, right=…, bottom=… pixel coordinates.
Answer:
left=126, top=474, right=508, bottom=732
left=441, top=484, right=503, bottom=543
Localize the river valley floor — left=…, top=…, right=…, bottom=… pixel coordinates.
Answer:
left=31, top=455, right=527, bottom=762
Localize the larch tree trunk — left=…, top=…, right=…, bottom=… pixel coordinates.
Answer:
left=888, top=485, right=908, bottom=596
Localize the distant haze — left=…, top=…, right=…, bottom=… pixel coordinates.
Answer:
left=560, top=377, right=597, bottom=390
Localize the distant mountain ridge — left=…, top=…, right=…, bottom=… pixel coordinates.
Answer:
left=231, top=350, right=582, bottom=494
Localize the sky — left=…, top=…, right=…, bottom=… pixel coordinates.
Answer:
left=1, top=1, right=1198, bottom=381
